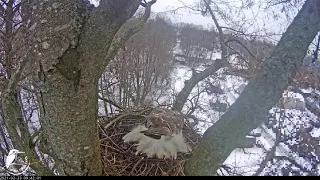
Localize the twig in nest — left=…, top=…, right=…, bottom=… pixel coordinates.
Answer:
left=180, top=163, right=186, bottom=176
left=144, top=162, right=154, bottom=175
left=99, top=124, right=108, bottom=137
left=100, top=132, right=126, bottom=141
left=175, top=160, right=186, bottom=176
left=137, top=162, right=149, bottom=176
left=136, top=107, right=152, bottom=115
left=125, top=143, right=137, bottom=154
left=105, top=136, right=125, bottom=151
left=101, top=144, right=125, bottom=154
left=158, top=164, right=166, bottom=175
left=130, top=157, right=144, bottom=175
left=185, top=135, right=197, bottom=145
left=104, top=114, right=127, bottom=129
left=155, top=163, right=160, bottom=175
left=118, top=163, right=133, bottom=175
left=104, top=108, right=149, bottom=129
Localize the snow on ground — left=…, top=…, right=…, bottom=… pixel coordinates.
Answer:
left=170, top=64, right=320, bottom=175
left=172, top=66, right=192, bottom=93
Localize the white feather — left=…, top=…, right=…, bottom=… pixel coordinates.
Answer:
left=122, top=125, right=148, bottom=143
left=123, top=125, right=191, bottom=159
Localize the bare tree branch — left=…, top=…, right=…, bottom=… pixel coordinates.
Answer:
left=171, top=0, right=232, bottom=111
left=225, top=38, right=257, bottom=61
left=172, top=58, right=227, bottom=111
left=98, top=95, right=123, bottom=110
left=102, top=0, right=157, bottom=68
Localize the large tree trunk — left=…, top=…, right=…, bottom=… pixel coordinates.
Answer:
left=28, top=0, right=155, bottom=175
left=37, top=71, right=101, bottom=175
left=185, top=0, right=320, bottom=175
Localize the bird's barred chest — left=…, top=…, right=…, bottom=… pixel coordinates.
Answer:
left=145, top=107, right=184, bottom=136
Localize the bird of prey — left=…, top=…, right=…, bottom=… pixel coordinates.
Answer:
left=122, top=107, right=191, bottom=159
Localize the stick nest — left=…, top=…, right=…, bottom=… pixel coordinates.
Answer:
left=98, top=106, right=202, bottom=176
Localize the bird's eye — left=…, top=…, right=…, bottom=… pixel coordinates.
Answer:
left=146, top=117, right=157, bottom=128
left=146, top=121, right=151, bottom=128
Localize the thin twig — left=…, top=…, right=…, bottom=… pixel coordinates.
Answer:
left=98, top=95, right=123, bottom=109
left=104, top=114, right=127, bottom=129
left=130, top=157, right=144, bottom=175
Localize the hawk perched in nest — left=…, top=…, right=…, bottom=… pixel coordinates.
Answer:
left=122, top=107, right=191, bottom=159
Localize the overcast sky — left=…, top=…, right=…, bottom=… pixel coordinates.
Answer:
left=88, top=0, right=213, bottom=28
left=151, top=0, right=213, bottom=28
left=151, top=0, right=300, bottom=42
left=89, top=0, right=303, bottom=42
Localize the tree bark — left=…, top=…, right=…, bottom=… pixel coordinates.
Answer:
left=185, top=0, right=320, bottom=175
left=1, top=1, right=53, bottom=175
left=27, top=0, right=155, bottom=176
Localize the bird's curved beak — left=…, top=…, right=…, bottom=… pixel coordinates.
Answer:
left=16, top=151, right=25, bottom=154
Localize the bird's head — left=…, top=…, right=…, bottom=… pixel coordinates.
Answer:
left=141, top=116, right=172, bottom=138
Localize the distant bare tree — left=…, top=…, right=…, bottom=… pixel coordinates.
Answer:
left=99, top=17, right=176, bottom=112
left=171, top=0, right=275, bottom=112
left=224, top=36, right=274, bottom=79
left=175, top=23, right=218, bottom=68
